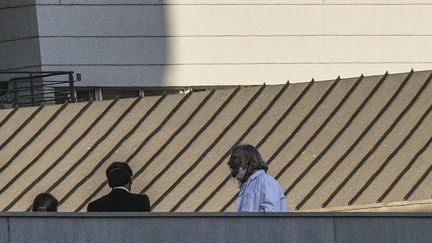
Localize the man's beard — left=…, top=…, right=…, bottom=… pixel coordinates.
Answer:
left=230, top=166, right=239, bottom=177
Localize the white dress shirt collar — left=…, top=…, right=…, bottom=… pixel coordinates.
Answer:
left=112, top=186, right=129, bottom=192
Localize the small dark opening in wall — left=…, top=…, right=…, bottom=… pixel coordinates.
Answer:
left=102, top=89, right=139, bottom=100
left=76, top=90, right=95, bottom=102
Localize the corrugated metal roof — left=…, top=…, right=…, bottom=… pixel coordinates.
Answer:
left=0, top=70, right=431, bottom=212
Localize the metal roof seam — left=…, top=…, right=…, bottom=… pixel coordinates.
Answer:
left=2, top=104, right=60, bottom=177
left=76, top=94, right=168, bottom=211
left=299, top=73, right=406, bottom=209
left=169, top=85, right=266, bottom=212
left=139, top=90, right=217, bottom=195
left=303, top=69, right=424, bottom=209
left=378, top=104, right=432, bottom=203
left=0, top=106, right=19, bottom=128
left=282, top=76, right=363, bottom=190
left=320, top=72, right=392, bottom=208
left=190, top=83, right=266, bottom=212
left=0, top=102, right=70, bottom=192
left=295, top=71, right=414, bottom=209
left=271, top=77, right=341, bottom=183
left=0, top=105, right=44, bottom=153
left=0, top=102, right=89, bottom=193
left=57, top=97, right=144, bottom=206
left=195, top=82, right=290, bottom=212
left=150, top=87, right=241, bottom=210
left=22, top=98, right=120, bottom=211
left=288, top=74, right=365, bottom=209
left=347, top=70, right=418, bottom=206
left=376, top=72, right=432, bottom=203
left=257, top=79, right=314, bottom=148
left=220, top=80, right=315, bottom=212
left=126, top=93, right=193, bottom=184
left=318, top=71, right=413, bottom=207
left=403, top=126, right=432, bottom=201
left=3, top=101, right=93, bottom=211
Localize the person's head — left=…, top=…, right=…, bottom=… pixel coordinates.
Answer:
left=227, top=144, right=268, bottom=183
left=32, top=193, right=58, bottom=212
left=106, top=162, right=133, bottom=190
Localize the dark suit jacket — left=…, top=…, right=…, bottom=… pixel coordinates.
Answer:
left=87, top=188, right=150, bottom=212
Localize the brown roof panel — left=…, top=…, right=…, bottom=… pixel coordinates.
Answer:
left=0, top=102, right=89, bottom=209
left=4, top=100, right=116, bottom=211
left=145, top=88, right=239, bottom=212
left=296, top=71, right=404, bottom=207
left=0, top=105, right=63, bottom=183
left=352, top=76, right=432, bottom=206
left=0, top=106, right=41, bottom=152
left=383, top=133, right=432, bottom=203
left=191, top=80, right=339, bottom=212
left=319, top=71, right=428, bottom=209
left=69, top=91, right=210, bottom=211
left=1, top=69, right=431, bottom=212
left=150, top=86, right=266, bottom=211
left=0, top=107, right=17, bottom=128
left=164, top=85, right=287, bottom=212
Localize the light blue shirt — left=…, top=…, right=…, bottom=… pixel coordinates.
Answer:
left=236, top=170, right=288, bottom=212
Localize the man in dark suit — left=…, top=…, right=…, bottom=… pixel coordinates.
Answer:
left=87, top=162, right=150, bottom=212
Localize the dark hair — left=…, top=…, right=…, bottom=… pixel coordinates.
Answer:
left=232, top=144, right=268, bottom=183
left=32, top=193, right=58, bottom=212
left=106, top=162, right=133, bottom=188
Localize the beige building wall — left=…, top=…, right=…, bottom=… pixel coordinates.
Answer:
left=158, top=0, right=432, bottom=85
left=5, top=0, right=432, bottom=87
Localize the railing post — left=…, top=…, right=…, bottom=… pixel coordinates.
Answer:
left=68, top=72, right=77, bottom=103
left=13, top=78, right=17, bottom=106
left=30, top=73, right=35, bottom=106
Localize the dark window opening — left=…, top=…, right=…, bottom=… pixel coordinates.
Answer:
left=102, top=89, right=139, bottom=100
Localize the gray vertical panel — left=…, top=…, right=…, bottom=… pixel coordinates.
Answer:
left=36, top=4, right=168, bottom=87
left=0, top=0, right=35, bottom=9
left=334, top=217, right=432, bottom=243
left=0, top=39, right=42, bottom=70
left=0, top=7, right=39, bottom=41
left=0, top=4, right=41, bottom=72
left=0, top=218, right=9, bottom=243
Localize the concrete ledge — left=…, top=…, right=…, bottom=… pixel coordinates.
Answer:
left=1, top=212, right=432, bottom=242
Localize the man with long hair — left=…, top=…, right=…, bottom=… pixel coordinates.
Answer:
left=228, top=144, right=288, bottom=212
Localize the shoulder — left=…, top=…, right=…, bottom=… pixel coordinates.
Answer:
left=129, top=193, right=151, bottom=211
left=87, top=196, right=106, bottom=211
left=129, top=193, right=150, bottom=201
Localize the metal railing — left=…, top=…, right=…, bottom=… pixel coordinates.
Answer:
left=0, top=71, right=77, bottom=108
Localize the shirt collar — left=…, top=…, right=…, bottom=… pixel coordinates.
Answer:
left=112, top=186, right=129, bottom=192
left=241, top=170, right=265, bottom=188
left=248, top=169, right=265, bottom=181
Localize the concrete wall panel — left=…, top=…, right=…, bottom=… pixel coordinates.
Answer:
left=0, top=39, right=41, bottom=71
left=0, top=218, right=8, bottom=243
left=334, top=217, right=432, bottom=243
left=36, top=5, right=432, bottom=36
left=39, top=36, right=432, bottom=64
left=3, top=213, right=432, bottom=243
left=0, top=7, right=38, bottom=41
left=4, top=1, right=432, bottom=86
left=8, top=215, right=335, bottom=243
